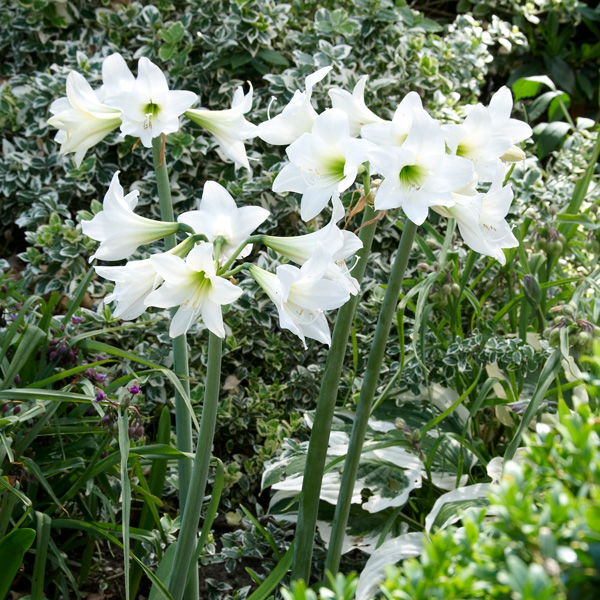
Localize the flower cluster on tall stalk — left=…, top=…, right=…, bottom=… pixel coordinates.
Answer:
left=48, top=51, right=532, bottom=597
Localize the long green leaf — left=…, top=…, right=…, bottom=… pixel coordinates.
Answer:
left=130, top=406, right=171, bottom=599
left=0, top=296, right=42, bottom=366
left=504, top=349, right=563, bottom=462
left=51, top=519, right=173, bottom=600
left=0, top=528, right=36, bottom=600
left=63, top=266, right=96, bottom=323
left=0, top=325, right=46, bottom=391
left=246, top=544, right=293, bottom=600
left=77, top=340, right=198, bottom=430
left=118, top=410, right=132, bottom=600
left=31, top=512, right=51, bottom=600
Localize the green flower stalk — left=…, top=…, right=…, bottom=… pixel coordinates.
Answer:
left=152, top=136, right=193, bottom=511
left=325, top=217, right=418, bottom=575
left=291, top=198, right=379, bottom=583
left=168, top=332, right=223, bottom=600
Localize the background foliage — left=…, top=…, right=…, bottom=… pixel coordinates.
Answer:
left=0, top=0, right=599, bottom=598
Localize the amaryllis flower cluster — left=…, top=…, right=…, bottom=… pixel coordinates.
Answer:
left=82, top=173, right=360, bottom=345
left=258, top=70, right=532, bottom=265
left=47, top=53, right=256, bottom=169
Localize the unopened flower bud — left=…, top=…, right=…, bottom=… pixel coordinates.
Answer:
left=13, top=405, right=21, bottom=415
left=1, top=285, right=7, bottom=294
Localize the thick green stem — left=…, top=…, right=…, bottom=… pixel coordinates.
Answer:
left=290, top=204, right=379, bottom=584
left=168, top=332, right=223, bottom=600
left=152, top=136, right=193, bottom=512
left=324, top=218, right=417, bottom=575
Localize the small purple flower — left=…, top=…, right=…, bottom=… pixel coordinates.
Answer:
left=95, top=391, right=106, bottom=402
left=95, top=373, right=107, bottom=383
left=72, top=316, right=83, bottom=324
left=128, top=384, right=140, bottom=395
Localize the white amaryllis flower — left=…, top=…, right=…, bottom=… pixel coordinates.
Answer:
left=369, top=110, right=474, bottom=225
left=255, top=66, right=332, bottom=145
left=272, top=108, right=367, bottom=221
left=104, top=56, right=197, bottom=147
left=443, top=86, right=532, bottom=179
left=177, top=181, right=269, bottom=262
left=185, top=84, right=257, bottom=169
left=145, top=243, right=243, bottom=338
left=328, top=75, right=383, bottom=137
left=94, top=237, right=196, bottom=320
left=261, top=202, right=363, bottom=294
left=96, top=258, right=160, bottom=321
left=250, top=245, right=351, bottom=347
left=47, top=71, right=122, bottom=166
left=81, top=171, right=179, bottom=262
left=433, top=172, right=518, bottom=265
left=361, top=92, right=424, bottom=147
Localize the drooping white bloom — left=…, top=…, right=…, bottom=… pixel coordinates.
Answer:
left=272, top=108, right=367, bottom=221
left=178, top=181, right=269, bottom=262
left=261, top=201, right=363, bottom=294
left=433, top=174, right=518, bottom=265
left=104, top=57, right=197, bottom=147
left=81, top=171, right=179, bottom=262
left=369, top=110, right=474, bottom=225
left=145, top=243, right=243, bottom=338
left=361, top=91, right=424, bottom=147
left=96, top=258, right=160, bottom=321
left=47, top=71, right=122, bottom=166
left=255, top=66, right=332, bottom=145
left=185, top=84, right=257, bottom=169
left=94, top=237, right=196, bottom=320
left=443, top=86, right=532, bottom=180
left=250, top=245, right=351, bottom=347
left=328, top=75, right=383, bottom=137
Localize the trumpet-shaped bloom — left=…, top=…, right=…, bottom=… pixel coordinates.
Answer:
left=434, top=174, right=518, bottom=264
left=328, top=75, right=383, bottom=137
left=95, top=237, right=196, bottom=320
left=104, top=57, right=197, bottom=147
left=361, top=91, right=424, bottom=147
left=443, top=86, right=532, bottom=180
left=255, top=66, right=332, bottom=145
left=95, top=258, right=161, bottom=321
left=250, top=245, right=351, bottom=347
left=47, top=71, right=122, bottom=166
left=178, top=181, right=269, bottom=261
left=81, top=171, right=179, bottom=262
left=145, top=243, right=243, bottom=338
left=272, top=108, right=367, bottom=221
left=261, top=203, right=363, bottom=294
left=185, top=85, right=257, bottom=169
left=369, top=110, right=474, bottom=225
